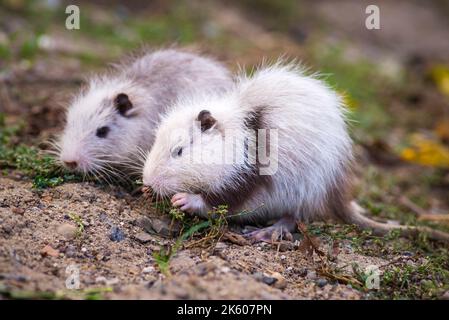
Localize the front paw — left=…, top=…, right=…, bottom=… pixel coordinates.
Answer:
left=171, top=193, right=206, bottom=214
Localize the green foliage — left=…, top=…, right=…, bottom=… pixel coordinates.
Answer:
left=0, top=114, right=78, bottom=189
left=68, top=213, right=85, bottom=237
left=154, top=205, right=229, bottom=275
left=153, top=219, right=211, bottom=275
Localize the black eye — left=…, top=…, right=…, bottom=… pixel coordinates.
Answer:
left=96, top=126, right=110, bottom=138
left=172, top=147, right=183, bottom=158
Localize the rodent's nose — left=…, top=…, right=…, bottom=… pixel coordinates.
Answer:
left=64, top=161, right=78, bottom=170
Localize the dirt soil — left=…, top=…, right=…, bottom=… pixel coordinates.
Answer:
left=1, top=177, right=388, bottom=299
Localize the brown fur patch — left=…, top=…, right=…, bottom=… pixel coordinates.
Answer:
left=324, top=160, right=354, bottom=222
left=200, top=107, right=273, bottom=212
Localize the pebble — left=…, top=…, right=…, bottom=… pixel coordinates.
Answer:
left=81, top=247, right=87, bottom=253
left=65, top=245, right=77, bottom=258
left=214, top=242, right=228, bottom=251
left=142, top=216, right=179, bottom=237
left=254, top=272, right=287, bottom=289
left=220, top=266, right=230, bottom=273
left=106, top=278, right=120, bottom=286
left=316, top=278, right=328, bottom=288
left=109, top=226, right=125, bottom=242
left=40, top=245, right=59, bottom=257
left=56, top=223, right=77, bottom=240
left=134, top=232, right=152, bottom=244
left=306, top=270, right=317, bottom=280
left=12, top=207, right=25, bottom=215
left=196, top=262, right=217, bottom=276
left=95, top=276, right=104, bottom=284
left=270, top=272, right=287, bottom=289
left=95, top=276, right=119, bottom=286
left=142, top=266, right=155, bottom=274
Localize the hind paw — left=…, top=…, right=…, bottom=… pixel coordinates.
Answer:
left=244, top=216, right=296, bottom=243
left=245, top=226, right=293, bottom=243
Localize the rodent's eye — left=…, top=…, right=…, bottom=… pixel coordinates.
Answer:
left=172, top=146, right=183, bottom=158
left=96, top=126, right=110, bottom=138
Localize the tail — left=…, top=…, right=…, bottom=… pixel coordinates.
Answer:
left=340, top=201, right=449, bottom=243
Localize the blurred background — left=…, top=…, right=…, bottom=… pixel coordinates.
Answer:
left=1, top=0, right=449, bottom=227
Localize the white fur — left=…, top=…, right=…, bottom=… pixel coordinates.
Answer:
left=143, top=62, right=353, bottom=224
left=58, top=49, right=232, bottom=177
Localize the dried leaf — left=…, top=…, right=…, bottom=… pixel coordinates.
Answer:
left=418, top=214, right=449, bottom=226
left=429, top=64, right=449, bottom=96
left=222, top=231, right=250, bottom=246
left=296, top=222, right=325, bottom=257
left=400, top=133, right=449, bottom=168
left=435, top=119, right=449, bottom=143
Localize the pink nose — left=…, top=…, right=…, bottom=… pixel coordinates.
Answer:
left=64, top=161, right=78, bottom=170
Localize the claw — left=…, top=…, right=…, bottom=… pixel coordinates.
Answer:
left=244, top=216, right=296, bottom=243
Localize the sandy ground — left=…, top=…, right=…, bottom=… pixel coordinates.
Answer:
left=0, top=177, right=391, bottom=299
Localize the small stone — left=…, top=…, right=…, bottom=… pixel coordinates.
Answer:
left=95, top=276, right=107, bottom=284
left=296, top=267, right=308, bottom=277
left=280, top=255, right=286, bottom=260
left=109, top=226, right=125, bottom=242
left=214, top=242, right=228, bottom=251
left=56, top=223, right=77, bottom=240
left=95, top=276, right=119, bottom=286
left=196, top=262, right=217, bottom=276
left=306, top=270, right=317, bottom=280
left=12, top=207, right=25, bottom=215
left=261, top=275, right=276, bottom=286
left=106, top=278, right=119, bottom=286
left=316, top=278, right=328, bottom=288
left=136, top=216, right=179, bottom=237
left=40, top=245, right=59, bottom=257
left=142, top=266, right=155, bottom=274
left=220, top=266, right=230, bottom=273
left=254, top=272, right=287, bottom=289
left=270, top=272, right=287, bottom=289
left=81, top=247, right=87, bottom=253
left=170, top=251, right=196, bottom=273
left=65, top=245, right=76, bottom=258
left=134, top=232, right=152, bottom=243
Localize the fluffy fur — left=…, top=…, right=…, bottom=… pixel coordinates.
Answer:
left=57, top=49, right=232, bottom=180
left=142, top=62, right=449, bottom=243
left=143, top=62, right=352, bottom=224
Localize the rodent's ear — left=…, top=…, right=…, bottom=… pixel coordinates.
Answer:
left=197, top=110, right=216, bottom=132
left=115, top=93, right=133, bottom=116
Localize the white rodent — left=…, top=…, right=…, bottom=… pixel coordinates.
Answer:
left=142, top=62, right=449, bottom=243
left=56, top=48, right=232, bottom=181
